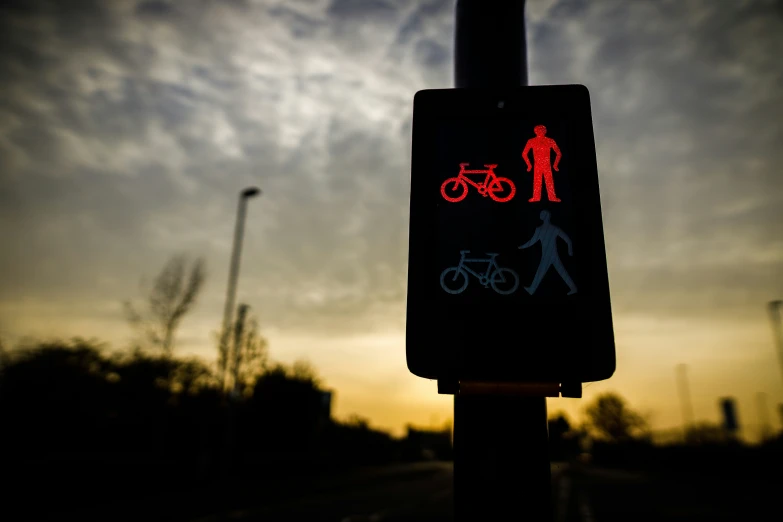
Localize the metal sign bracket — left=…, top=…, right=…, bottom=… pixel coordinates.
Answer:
left=438, top=379, right=582, bottom=398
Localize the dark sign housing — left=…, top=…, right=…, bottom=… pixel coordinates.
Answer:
left=407, top=85, right=615, bottom=383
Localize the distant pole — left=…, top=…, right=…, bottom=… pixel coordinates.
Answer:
left=768, top=300, right=783, bottom=388
left=219, top=187, right=261, bottom=391
left=676, top=364, right=695, bottom=437
left=756, top=392, right=771, bottom=442
left=720, top=397, right=740, bottom=439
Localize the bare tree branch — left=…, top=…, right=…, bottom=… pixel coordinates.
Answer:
left=123, top=300, right=161, bottom=347
left=234, top=312, right=269, bottom=396
left=124, top=255, right=207, bottom=357
left=169, top=258, right=206, bottom=327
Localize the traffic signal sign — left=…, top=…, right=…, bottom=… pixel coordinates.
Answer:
left=407, top=85, right=615, bottom=383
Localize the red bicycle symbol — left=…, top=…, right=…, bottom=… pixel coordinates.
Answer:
left=440, top=163, right=516, bottom=203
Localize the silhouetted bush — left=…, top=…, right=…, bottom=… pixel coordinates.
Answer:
left=583, top=393, right=648, bottom=443
left=0, top=338, right=433, bottom=517
left=548, top=413, right=581, bottom=461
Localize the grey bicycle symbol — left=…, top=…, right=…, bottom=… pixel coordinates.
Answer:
left=440, top=250, right=520, bottom=295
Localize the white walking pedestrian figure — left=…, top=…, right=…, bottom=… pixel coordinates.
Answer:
left=519, top=210, right=577, bottom=295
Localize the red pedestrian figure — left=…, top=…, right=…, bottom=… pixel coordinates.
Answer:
left=522, top=125, right=562, bottom=202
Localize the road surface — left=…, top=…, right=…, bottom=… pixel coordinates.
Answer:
left=565, top=464, right=782, bottom=522
left=40, top=461, right=783, bottom=521
left=192, top=462, right=454, bottom=522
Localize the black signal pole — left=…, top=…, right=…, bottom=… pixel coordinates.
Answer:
left=452, top=1, right=554, bottom=521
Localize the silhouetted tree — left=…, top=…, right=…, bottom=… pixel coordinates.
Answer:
left=290, top=359, right=321, bottom=386
left=327, top=415, right=400, bottom=466
left=233, top=312, right=269, bottom=397
left=0, top=339, right=115, bottom=451
left=0, top=337, right=416, bottom=515
left=0, top=338, right=9, bottom=373
left=584, top=392, right=648, bottom=443
left=247, top=360, right=327, bottom=456
left=346, top=414, right=371, bottom=430
left=684, top=422, right=729, bottom=445
left=124, top=255, right=206, bottom=357
left=548, top=412, right=571, bottom=439
left=171, top=357, right=216, bottom=396
left=548, top=412, right=583, bottom=461
left=254, top=359, right=322, bottom=392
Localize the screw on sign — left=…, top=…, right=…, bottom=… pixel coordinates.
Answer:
left=440, top=163, right=516, bottom=202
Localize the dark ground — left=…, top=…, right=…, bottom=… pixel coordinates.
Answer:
left=564, top=463, right=783, bottom=522
left=11, top=460, right=781, bottom=521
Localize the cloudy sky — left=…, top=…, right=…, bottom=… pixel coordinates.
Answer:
left=1, top=0, right=781, bottom=438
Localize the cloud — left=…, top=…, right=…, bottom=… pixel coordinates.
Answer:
left=0, top=0, right=781, bottom=355
left=528, top=0, right=783, bottom=318
left=0, top=0, right=453, bottom=345
left=135, top=1, right=175, bottom=17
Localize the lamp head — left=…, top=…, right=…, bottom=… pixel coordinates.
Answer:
left=241, top=187, right=261, bottom=198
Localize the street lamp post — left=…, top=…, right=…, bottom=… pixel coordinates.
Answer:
left=219, top=187, right=261, bottom=390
